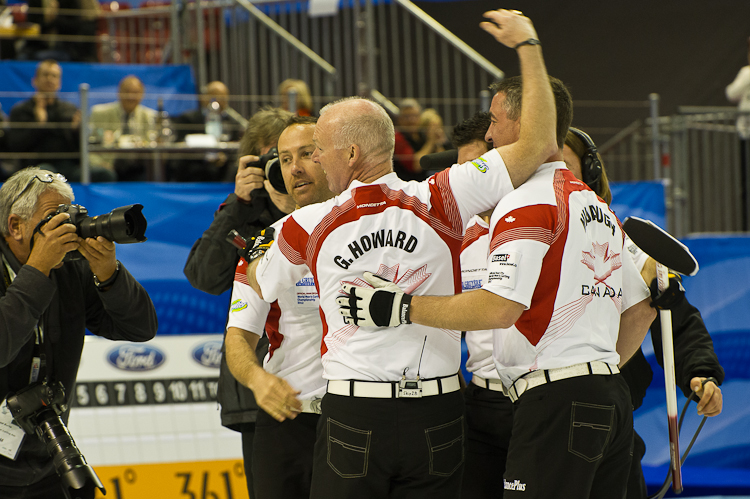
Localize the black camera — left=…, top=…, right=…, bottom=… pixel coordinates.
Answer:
left=44, top=203, right=148, bottom=261
left=252, top=147, right=287, bottom=194
left=5, top=381, right=105, bottom=499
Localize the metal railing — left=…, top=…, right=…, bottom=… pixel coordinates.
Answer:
left=157, top=0, right=502, bottom=121
left=599, top=105, right=747, bottom=236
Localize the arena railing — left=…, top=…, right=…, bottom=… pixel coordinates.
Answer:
left=598, top=105, right=747, bottom=236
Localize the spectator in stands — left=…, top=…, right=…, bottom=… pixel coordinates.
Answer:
left=183, top=107, right=294, bottom=499
left=420, top=107, right=452, bottom=153
left=392, top=98, right=425, bottom=180
left=278, top=79, right=313, bottom=116
left=7, top=59, right=115, bottom=182
left=21, top=0, right=99, bottom=62
left=169, top=81, right=246, bottom=181
left=563, top=127, right=725, bottom=499
left=726, top=36, right=750, bottom=230
left=393, top=100, right=452, bottom=181
left=0, top=167, right=157, bottom=498
left=726, top=37, right=750, bottom=141
left=89, top=75, right=157, bottom=180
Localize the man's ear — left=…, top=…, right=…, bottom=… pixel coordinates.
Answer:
left=7, top=215, right=25, bottom=242
left=348, top=144, right=361, bottom=166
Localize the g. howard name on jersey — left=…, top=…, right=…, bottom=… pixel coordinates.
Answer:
left=580, top=204, right=616, bottom=236
left=334, top=229, right=418, bottom=269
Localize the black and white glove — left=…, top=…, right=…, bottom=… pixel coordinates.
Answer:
left=337, top=272, right=412, bottom=327
left=239, top=227, right=276, bottom=263
left=649, top=273, right=684, bottom=310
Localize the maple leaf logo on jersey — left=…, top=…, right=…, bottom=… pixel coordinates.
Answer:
left=581, top=241, right=622, bottom=284
left=505, top=216, right=516, bottom=223
left=340, top=263, right=431, bottom=296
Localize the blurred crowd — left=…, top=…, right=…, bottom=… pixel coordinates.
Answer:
left=0, top=59, right=455, bottom=183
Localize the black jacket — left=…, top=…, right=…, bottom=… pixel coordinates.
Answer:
left=7, top=98, right=80, bottom=169
left=0, top=238, right=158, bottom=486
left=621, top=282, right=725, bottom=411
left=184, top=191, right=285, bottom=430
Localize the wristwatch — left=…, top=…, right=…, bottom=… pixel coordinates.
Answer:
left=514, top=38, right=541, bottom=50
left=94, top=261, right=120, bottom=290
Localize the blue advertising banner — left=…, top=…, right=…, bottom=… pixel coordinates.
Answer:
left=0, top=61, right=198, bottom=118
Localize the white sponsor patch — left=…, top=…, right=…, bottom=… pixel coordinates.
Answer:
left=487, top=250, right=519, bottom=289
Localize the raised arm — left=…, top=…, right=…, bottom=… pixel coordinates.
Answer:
left=482, top=10, right=558, bottom=188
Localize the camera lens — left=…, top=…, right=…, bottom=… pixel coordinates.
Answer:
left=77, top=204, right=148, bottom=244
left=265, top=157, right=287, bottom=194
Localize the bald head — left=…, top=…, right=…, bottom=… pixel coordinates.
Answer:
left=202, top=81, right=230, bottom=111
left=319, top=98, right=395, bottom=164
left=118, top=76, right=144, bottom=114
left=313, top=98, right=395, bottom=194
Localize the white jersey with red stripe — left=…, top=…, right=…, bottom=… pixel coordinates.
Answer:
left=227, top=220, right=326, bottom=400
left=484, top=162, right=651, bottom=387
left=460, top=215, right=501, bottom=379
left=255, top=148, right=515, bottom=382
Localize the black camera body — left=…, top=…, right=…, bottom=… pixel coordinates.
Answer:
left=45, top=203, right=148, bottom=261
left=6, top=382, right=105, bottom=499
left=252, top=147, right=287, bottom=194
left=5, top=381, right=66, bottom=436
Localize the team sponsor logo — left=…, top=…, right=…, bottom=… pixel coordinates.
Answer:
left=191, top=341, right=222, bottom=368
left=296, top=277, right=316, bottom=287
left=471, top=156, right=489, bottom=173
left=579, top=204, right=616, bottom=236
left=503, top=479, right=527, bottom=491
left=334, top=230, right=418, bottom=269
left=357, top=201, right=387, bottom=209
left=504, top=215, right=516, bottom=223
left=492, top=253, right=511, bottom=262
left=471, top=156, right=488, bottom=173
left=107, top=345, right=165, bottom=371
left=230, top=298, right=248, bottom=312
left=462, top=279, right=482, bottom=290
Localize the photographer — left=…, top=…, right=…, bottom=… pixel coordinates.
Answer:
left=183, top=106, right=293, bottom=498
left=0, top=167, right=157, bottom=498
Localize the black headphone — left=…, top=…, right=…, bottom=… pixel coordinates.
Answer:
left=569, top=127, right=603, bottom=196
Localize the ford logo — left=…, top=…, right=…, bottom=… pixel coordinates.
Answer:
left=192, top=340, right=223, bottom=368
left=107, top=345, right=165, bottom=371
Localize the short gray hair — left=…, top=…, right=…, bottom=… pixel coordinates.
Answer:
left=0, top=167, right=74, bottom=237
left=319, top=97, right=395, bottom=167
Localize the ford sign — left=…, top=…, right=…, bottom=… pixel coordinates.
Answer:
left=192, top=341, right=223, bottom=368
left=107, top=345, right=165, bottom=371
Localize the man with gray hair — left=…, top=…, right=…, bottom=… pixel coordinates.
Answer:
left=243, top=9, right=558, bottom=498
left=0, top=167, right=157, bottom=498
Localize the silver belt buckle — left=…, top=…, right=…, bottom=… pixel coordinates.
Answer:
left=398, top=377, right=423, bottom=398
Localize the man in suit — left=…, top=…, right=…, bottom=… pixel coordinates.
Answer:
left=168, top=81, right=246, bottom=182
left=89, top=75, right=157, bottom=180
